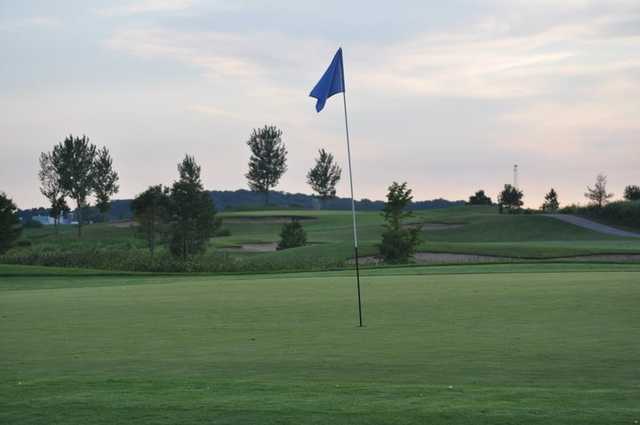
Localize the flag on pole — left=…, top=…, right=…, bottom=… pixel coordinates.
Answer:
left=309, top=48, right=345, bottom=112
left=309, top=48, right=364, bottom=327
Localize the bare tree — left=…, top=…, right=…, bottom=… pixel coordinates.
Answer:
left=585, top=174, right=613, bottom=208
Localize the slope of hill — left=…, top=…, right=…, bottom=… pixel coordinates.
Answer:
left=4, top=205, right=640, bottom=272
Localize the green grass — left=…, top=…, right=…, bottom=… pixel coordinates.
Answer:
left=1, top=264, right=639, bottom=424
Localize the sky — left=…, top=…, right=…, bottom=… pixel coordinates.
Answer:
left=1, top=0, right=639, bottom=209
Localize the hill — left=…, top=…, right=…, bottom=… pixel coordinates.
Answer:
left=18, top=189, right=465, bottom=222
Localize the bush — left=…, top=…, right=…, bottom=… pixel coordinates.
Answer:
left=379, top=182, right=421, bottom=263
left=214, top=228, right=232, bottom=237
left=277, top=220, right=307, bottom=250
left=379, top=228, right=420, bottom=264
left=559, top=200, right=640, bottom=230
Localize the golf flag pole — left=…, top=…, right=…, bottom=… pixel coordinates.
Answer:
left=310, top=48, right=363, bottom=327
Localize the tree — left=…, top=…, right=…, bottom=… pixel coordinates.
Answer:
left=468, top=190, right=492, bottom=205
left=246, top=125, right=287, bottom=204
left=379, top=182, right=421, bottom=263
left=624, top=185, right=640, bottom=201
left=93, top=146, right=119, bottom=220
left=168, top=155, right=221, bottom=259
left=277, top=220, right=307, bottom=250
left=52, top=135, right=97, bottom=236
left=38, top=152, right=69, bottom=232
left=0, top=192, right=22, bottom=254
left=497, top=184, right=524, bottom=213
left=541, top=188, right=560, bottom=212
left=307, top=149, right=342, bottom=206
left=585, top=174, right=613, bottom=208
left=131, top=185, right=171, bottom=256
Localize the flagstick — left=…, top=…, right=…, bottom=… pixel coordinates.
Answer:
left=342, top=90, right=363, bottom=328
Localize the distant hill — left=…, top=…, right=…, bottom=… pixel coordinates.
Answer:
left=19, top=189, right=465, bottom=222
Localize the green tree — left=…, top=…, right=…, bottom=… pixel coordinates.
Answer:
left=585, top=174, right=613, bottom=208
left=623, top=185, right=640, bottom=201
left=541, top=188, right=560, bottom=212
left=379, top=182, right=421, bottom=263
left=307, top=149, right=342, bottom=207
left=498, top=184, right=524, bottom=213
left=93, top=146, right=119, bottom=220
left=0, top=192, right=22, bottom=254
left=38, top=151, right=69, bottom=232
left=52, top=135, right=97, bottom=236
left=169, top=155, right=221, bottom=259
left=277, top=220, right=307, bottom=250
left=468, top=190, right=492, bottom=205
left=131, top=185, right=171, bottom=256
left=246, top=125, right=287, bottom=204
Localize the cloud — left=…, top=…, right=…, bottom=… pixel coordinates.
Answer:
left=0, top=16, right=61, bottom=32
left=96, top=0, right=194, bottom=17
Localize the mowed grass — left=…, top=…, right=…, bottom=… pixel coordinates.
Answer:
left=1, top=264, right=639, bottom=424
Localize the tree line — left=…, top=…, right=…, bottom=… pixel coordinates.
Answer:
left=466, top=173, right=639, bottom=213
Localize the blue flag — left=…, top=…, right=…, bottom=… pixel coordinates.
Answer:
left=310, top=48, right=345, bottom=112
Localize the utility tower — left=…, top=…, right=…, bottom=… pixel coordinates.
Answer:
left=513, top=164, right=519, bottom=189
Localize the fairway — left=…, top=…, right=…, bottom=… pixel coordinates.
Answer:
left=1, top=264, right=639, bottom=424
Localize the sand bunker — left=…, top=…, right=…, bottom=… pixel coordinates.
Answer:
left=223, top=215, right=317, bottom=224
left=222, top=242, right=279, bottom=252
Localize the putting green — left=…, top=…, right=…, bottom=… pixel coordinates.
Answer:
left=1, top=264, right=639, bottom=424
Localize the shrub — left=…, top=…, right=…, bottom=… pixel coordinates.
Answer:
left=379, top=227, right=421, bottom=264
left=277, top=220, right=307, bottom=250
left=559, top=201, right=640, bottom=230
left=379, top=182, right=421, bottom=263
left=214, top=228, right=232, bottom=237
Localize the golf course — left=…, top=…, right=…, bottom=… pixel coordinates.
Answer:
left=2, top=206, right=640, bottom=424
left=3, top=2, right=640, bottom=423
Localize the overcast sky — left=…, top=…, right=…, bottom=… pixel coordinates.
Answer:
left=1, top=0, right=639, bottom=209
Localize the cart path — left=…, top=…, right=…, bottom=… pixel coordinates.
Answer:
left=544, top=214, right=640, bottom=238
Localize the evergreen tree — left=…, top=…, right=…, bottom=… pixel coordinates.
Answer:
left=0, top=192, right=22, bottom=254
left=277, top=220, right=307, bottom=250
left=585, top=174, right=613, bottom=208
left=623, top=185, right=640, bottom=201
left=246, top=125, right=287, bottom=204
left=131, top=185, right=171, bottom=256
left=379, top=182, right=421, bottom=263
left=307, top=149, right=342, bottom=207
left=168, top=155, right=221, bottom=259
left=541, top=188, right=560, bottom=212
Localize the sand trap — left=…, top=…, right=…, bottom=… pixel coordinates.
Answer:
left=110, top=220, right=137, bottom=228
left=222, top=242, right=279, bottom=252
left=401, top=222, right=464, bottom=231
left=349, top=252, right=507, bottom=265
left=350, top=252, right=640, bottom=265
left=223, top=216, right=317, bottom=224
left=561, top=254, right=640, bottom=262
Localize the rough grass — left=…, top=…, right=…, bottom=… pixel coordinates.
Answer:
left=4, top=206, right=640, bottom=271
left=1, top=264, right=639, bottom=424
